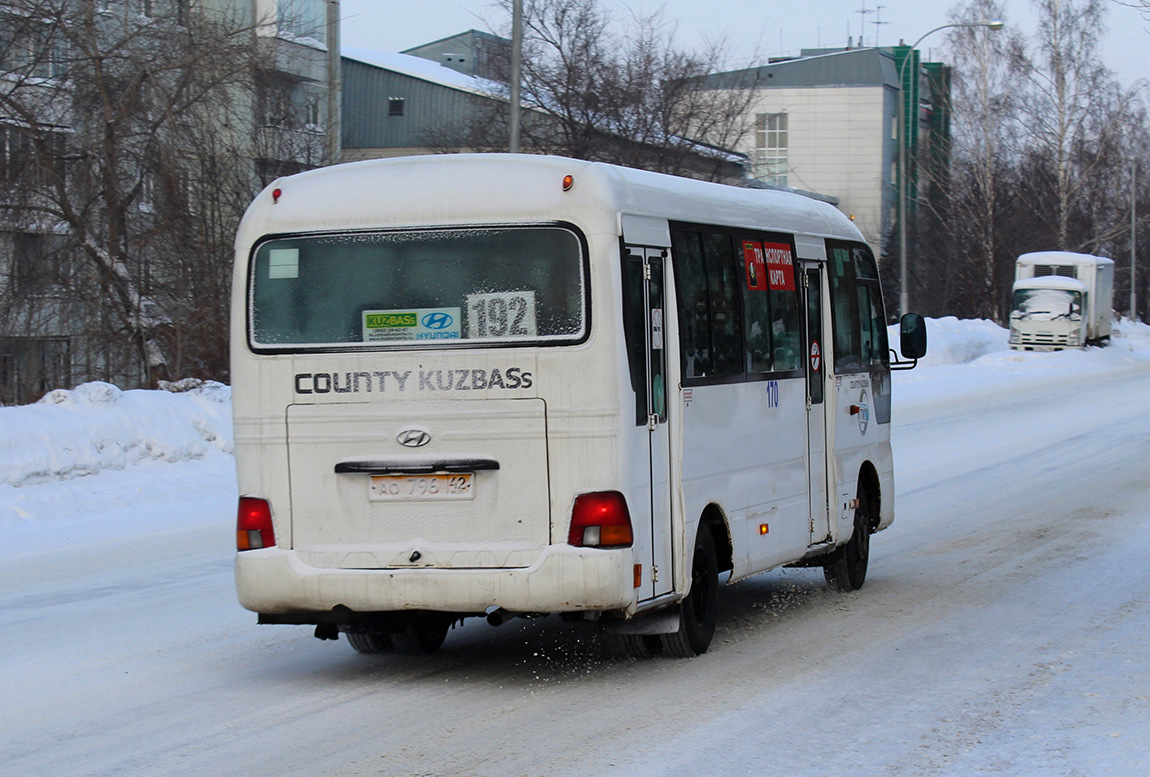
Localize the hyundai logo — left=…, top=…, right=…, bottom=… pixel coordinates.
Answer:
left=422, top=312, right=454, bottom=330
left=397, top=429, right=431, bottom=448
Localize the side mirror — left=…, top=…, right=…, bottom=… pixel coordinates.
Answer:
left=889, top=313, right=927, bottom=370
left=900, top=313, right=927, bottom=359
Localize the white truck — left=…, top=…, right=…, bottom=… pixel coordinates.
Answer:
left=1009, top=251, right=1114, bottom=351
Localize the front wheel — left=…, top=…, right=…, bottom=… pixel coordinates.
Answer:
left=660, top=526, right=719, bottom=657
left=824, top=488, right=871, bottom=592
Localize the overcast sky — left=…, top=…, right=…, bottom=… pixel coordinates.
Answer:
left=338, top=0, right=1149, bottom=88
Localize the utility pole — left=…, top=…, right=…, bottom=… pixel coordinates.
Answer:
left=1133, top=162, right=1138, bottom=320
left=898, top=19, right=1004, bottom=318
left=509, top=0, right=523, bottom=153
left=326, top=0, right=342, bottom=165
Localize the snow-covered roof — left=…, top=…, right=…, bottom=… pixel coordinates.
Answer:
left=1013, top=275, right=1089, bottom=291
left=341, top=47, right=506, bottom=99
left=1018, top=251, right=1114, bottom=267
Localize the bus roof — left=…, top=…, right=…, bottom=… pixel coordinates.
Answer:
left=236, top=154, right=864, bottom=249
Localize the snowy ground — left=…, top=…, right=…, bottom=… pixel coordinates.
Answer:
left=1, top=319, right=1148, bottom=776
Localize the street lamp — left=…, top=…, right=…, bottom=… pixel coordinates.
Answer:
left=898, top=19, right=1004, bottom=318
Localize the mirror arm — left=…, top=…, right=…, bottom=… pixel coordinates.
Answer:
left=888, top=348, right=919, bottom=371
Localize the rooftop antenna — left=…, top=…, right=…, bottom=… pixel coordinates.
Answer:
left=872, top=5, right=889, bottom=47
left=855, top=0, right=875, bottom=46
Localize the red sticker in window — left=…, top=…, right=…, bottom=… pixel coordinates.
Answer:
left=743, top=241, right=768, bottom=291
left=764, top=242, right=796, bottom=291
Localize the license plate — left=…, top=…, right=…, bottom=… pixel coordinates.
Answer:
left=369, top=473, right=474, bottom=501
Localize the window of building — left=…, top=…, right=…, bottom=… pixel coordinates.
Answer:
left=754, top=112, right=788, bottom=187
left=278, top=0, right=326, bottom=44
left=0, top=13, right=67, bottom=79
left=0, top=337, right=71, bottom=405
left=305, top=96, right=322, bottom=128
left=9, top=232, right=72, bottom=297
left=388, top=97, right=405, bottom=117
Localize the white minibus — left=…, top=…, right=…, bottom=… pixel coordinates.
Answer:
left=232, top=154, right=925, bottom=657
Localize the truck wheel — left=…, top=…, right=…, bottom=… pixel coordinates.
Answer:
left=824, top=489, right=871, bottom=592
left=345, top=631, right=393, bottom=654
left=660, top=526, right=719, bottom=657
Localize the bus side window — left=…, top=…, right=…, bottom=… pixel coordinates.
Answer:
left=829, top=244, right=861, bottom=373
left=765, top=242, right=801, bottom=371
left=740, top=239, right=773, bottom=373
left=828, top=242, right=887, bottom=373
left=853, top=246, right=888, bottom=367
left=700, top=232, right=742, bottom=378
left=670, top=230, right=712, bottom=378
left=622, top=253, right=649, bottom=426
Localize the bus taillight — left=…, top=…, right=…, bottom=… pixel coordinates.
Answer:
left=236, top=497, right=275, bottom=551
left=568, top=491, right=633, bottom=548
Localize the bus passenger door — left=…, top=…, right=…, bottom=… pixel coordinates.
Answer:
left=803, top=262, right=831, bottom=545
left=626, top=247, right=674, bottom=599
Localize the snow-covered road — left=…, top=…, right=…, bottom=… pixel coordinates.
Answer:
left=2, top=321, right=1148, bottom=776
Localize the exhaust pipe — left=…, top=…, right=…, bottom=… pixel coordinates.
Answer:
left=486, top=608, right=514, bottom=627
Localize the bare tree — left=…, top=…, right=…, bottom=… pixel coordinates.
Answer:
left=1014, top=0, right=1137, bottom=250
left=934, top=0, right=1028, bottom=319
left=0, top=0, right=263, bottom=390
left=447, top=0, right=757, bottom=181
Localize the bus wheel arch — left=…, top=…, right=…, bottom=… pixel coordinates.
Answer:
left=824, top=467, right=879, bottom=592
left=857, top=461, right=881, bottom=533
left=661, top=520, right=720, bottom=657
left=700, top=503, right=733, bottom=575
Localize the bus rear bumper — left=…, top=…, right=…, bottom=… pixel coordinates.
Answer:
left=235, top=544, right=637, bottom=618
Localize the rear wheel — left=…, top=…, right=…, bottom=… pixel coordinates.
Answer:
left=391, top=612, right=450, bottom=654
left=345, top=631, right=392, bottom=654
left=824, top=488, right=871, bottom=592
left=606, top=634, right=658, bottom=660
left=660, top=526, right=719, bottom=657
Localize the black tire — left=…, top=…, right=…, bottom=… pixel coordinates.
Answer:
left=606, top=634, right=654, bottom=660
left=824, top=488, right=871, bottom=592
left=660, top=526, right=719, bottom=657
left=391, top=612, right=450, bottom=654
left=345, top=631, right=393, bottom=654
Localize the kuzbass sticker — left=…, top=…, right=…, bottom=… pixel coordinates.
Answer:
left=362, top=308, right=462, bottom=341
left=856, top=388, right=870, bottom=435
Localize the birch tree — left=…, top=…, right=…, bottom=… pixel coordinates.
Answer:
left=1015, top=0, right=1135, bottom=251
left=941, top=0, right=1027, bottom=318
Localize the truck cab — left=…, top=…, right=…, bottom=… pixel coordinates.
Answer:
left=1009, top=251, right=1114, bottom=351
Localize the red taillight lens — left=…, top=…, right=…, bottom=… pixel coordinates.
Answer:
left=236, top=497, right=275, bottom=551
left=568, top=491, right=633, bottom=548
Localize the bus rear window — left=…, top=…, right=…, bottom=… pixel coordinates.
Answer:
left=249, top=226, right=586, bottom=350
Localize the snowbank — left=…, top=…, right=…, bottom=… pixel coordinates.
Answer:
left=890, top=316, right=1150, bottom=412
left=0, top=381, right=233, bottom=488
left=896, top=316, right=1010, bottom=366
left=3, top=316, right=1150, bottom=491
